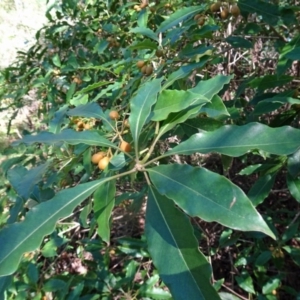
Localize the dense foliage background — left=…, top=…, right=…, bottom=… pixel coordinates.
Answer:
left=1, top=0, right=300, bottom=299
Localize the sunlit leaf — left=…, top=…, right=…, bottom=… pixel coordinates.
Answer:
left=145, top=187, right=220, bottom=299
left=166, top=123, right=300, bottom=157
left=147, top=164, right=275, bottom=239
left=0, top=178, right=108, bottom=276
left=129, top=78, right=163, bottom=153
left=94, top=178, right=116, bottom=243
left=13, top=129, right=117, bottom=149
left=157, top=6, right=205, bottom=33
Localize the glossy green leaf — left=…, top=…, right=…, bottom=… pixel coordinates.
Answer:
left=248, top=174, right=276, bottom=206
left=235, top=271, right=255, bottom=294
left=262, top=277, right=281, bottom=295
left=74, top=81, right=111, bottom=95
left=145, top=187, right=220, bottom=300
left=163, top=59, right=210, bottom=90
left=0, top=178, right=108, bottom=276
left=147, top=165, right=275, bottom=239
left=129, top=39, right=158, bottom=50
left=253, top=97, right=300, bottom=115
left=287, top=149, right=300, bottom=178
left=287, top=174, right=300, bottom=203
left=283, top=246, right=300, bottom=266
left=12, top=129, right=117, bottom=149
left=153, top=75, right=231, bottom=121
left=157, top=104, right=205, bottom=139
left=49, top=105, right=68, bottom=134
left=130, top=27, right=158, bottom=41
left=137, top=8, right=148, bottom=28
left=239, top=0, right=280, bottom=26
left=219, top=292, right=241, bottom=300
left=67, top=101, right=107, bottom=120
left=7, top=163, right=50, bottom=201
left=94, top=179, right=116, bottom=243
left=249, top=75, right=293, bottom=91
left=166, top=123, right=300, bottom=157
left=157, top=6, right=205, bottom=33
left=129, top=78, right=163, bottom=152
left=226, top=36, right=253, bottom=49
left=152, top=90, right=208, bottom=121
left=189, top=75, right=232, bottom=98
left=200, top=95, right=230, bottom=117
left=283, top=47, right=300, bottom=60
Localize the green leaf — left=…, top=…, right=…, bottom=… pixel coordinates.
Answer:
left=153, top=75, right=231, bottom=121
left=248, top=174, right=276, bottom=206
left=285, top=47, right=300, bottom=60
left=74, top=81, right=111, bottom=95
left=137, top=8, right=149, bottom=28
left=226, top=36, right=253, bottom=49
left=69, top=94, right=89, bottom=106
left=67, top=102, right=106, bottom=120
left=166, top=123, right=300, bottom=157
left=157, top=6, right=205, bottom=33
left=0, top=178, right=108, bottom=276
left=287, top=174, right=300, bottom=203
left=288, top=149, right=300, bottom=178
left=163, top=60, right=210, bottom=90
left=157, top=104, right=205, bottom=139
left=189, top=75, right=232, bottom=98
left=7, top=163, right=50, bottom=201
left=13, top=129, right=117, bottom=149
left=130, top=27, right=158, bottom=41
left=66, top=82, right=76, bottom=102
left=262, top=277, right=281, bottom=295
left=249, top=75, right=293, bottom=91
left=129, top=78, right=163, bottom=152
left=152, top=90, right=209, bottom=121
left=49, top=105, right=68, bottom=134
left=145, top=187, right=220, bottom=300
left=235, top=271, right=255, bottom=294
left=147, top=165, right=275, bottom=239
left=283, top=245, right=300, bottom=266
left=52, top=54, right=61, bottom=67
left=200, top=95, right=230, bottom=118
left=94, top=179, right=116, bottom=243
left=239, top=0, right=280, bottom=26
left=253, top=96, right=300, bottom=115
left=129, top=39, right=158, bottom=50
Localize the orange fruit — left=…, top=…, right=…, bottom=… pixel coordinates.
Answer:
left=220, top=7, right=229, bottom=19
left=197, top=17, right=205, bottom=26
left=210, top=2, right=221, bottom=12
left=91, top=151, right=106, bottom=164
left=98, top=157, right=110, bottom=170
left=124, top=119, right=130, bottom=128
left=84, top=123, right=91, bottom=130
left=136, top=60, right=145, bottom=68
left=120, top=141, right=131, bottom=152
left=155, top=49, right=164, bottom=57
left=109, top=110, right=120, bottom=120
left=231, top=5, right=240, bottom=17
left=145, top=65, right=153, bottom=76
left=141, top=65, right=147, bottom=74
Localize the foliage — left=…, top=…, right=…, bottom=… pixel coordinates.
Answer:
left=1, top=0, right=300, bottom=299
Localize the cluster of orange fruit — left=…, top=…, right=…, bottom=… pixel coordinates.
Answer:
left=106, top=36, right=120, bottom=48
left=91, top=110, right=132, bottom=170
left=73, top=119, right=91, bottom=131
left=136, top=60, right=153, bottom=76
left=193, top=3, right=240, bottom=27
left=210, top=2, right=240, bottom=19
